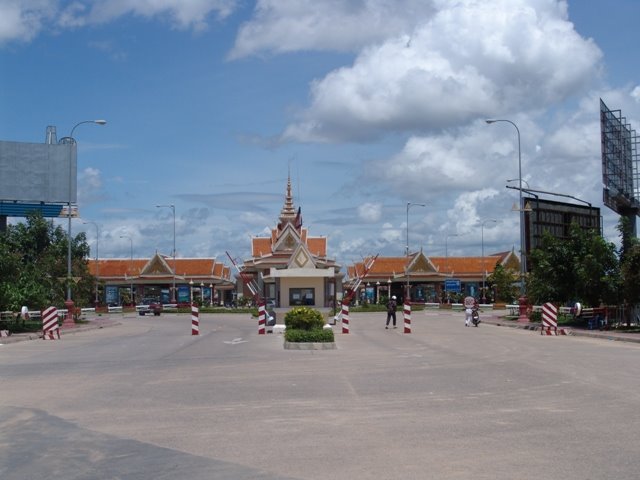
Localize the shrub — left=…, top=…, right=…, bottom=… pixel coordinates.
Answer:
left=285, top=328, right=334, bottom=343
left=284, top=307, right=324, bottom=331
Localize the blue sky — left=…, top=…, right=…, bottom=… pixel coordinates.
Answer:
left=1, top=0, right=639, bottom=268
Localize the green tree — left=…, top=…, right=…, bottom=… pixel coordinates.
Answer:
left=618, top=218, right=640, bottom=325
left=487, top=263, right=518, bottom=303
left=527, top=224, right=619, bottom=306
left=0, top=212, right=94, bottom=311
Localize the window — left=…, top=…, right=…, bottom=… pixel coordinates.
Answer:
left=290, top=288, right=315, bottom=306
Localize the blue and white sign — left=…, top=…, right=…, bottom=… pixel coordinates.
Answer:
left=444, top=279, right=461, bottom=293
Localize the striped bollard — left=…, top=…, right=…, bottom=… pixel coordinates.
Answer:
left=403, top=303, right=412, bottom=334
left=191, top=304, right=200, bottom=335
left=42, top=306, right=60, bottom=340
left=258, top=302, right=266, bottom=335
left=541, top=302, right=558, bottom=336
left=341, top=303, right=350, bottom=334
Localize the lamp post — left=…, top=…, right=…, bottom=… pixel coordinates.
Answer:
left=83, top=221, right=100, bottom=305
left=387, top=278, right=392, bottom=302
left=189, top=279, right=194, bottom=305
left=209, top=283, right=213, bottom=306
left=120, top=235, right=133, bottom=305
left=406, top=202, right=426, bottom=301
left=480, top=219, right=497, bottom=303
left=486, top=119, right=525, bottom=292
left=62, top=119, right=106, bottom=317
left=445, top=233, right=459, bottom=274
left=156, top=204, right=176, bottom=302
left=376, top=281, right=380, bottom=304
left=487, top=118, right=528, bottom=321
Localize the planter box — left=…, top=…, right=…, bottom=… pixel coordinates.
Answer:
left=284, top=341, right=336, bottom=350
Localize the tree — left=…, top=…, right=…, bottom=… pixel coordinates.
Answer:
left=0, top=212, right=94, bottom=311
left=487, top=263, right=518, bottom=303
left=618, top=218, right=640, bottom=325
left=527, top=224, right=619, bottom=307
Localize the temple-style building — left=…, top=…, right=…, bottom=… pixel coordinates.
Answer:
left=344, top=249, right=520, bottom=304
left=87, top=253, right=235, bottom=306
left=239, top=177, right=342, bottom=309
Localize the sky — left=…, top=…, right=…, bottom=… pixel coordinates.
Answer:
left=1, top=0, right=639, bottom=269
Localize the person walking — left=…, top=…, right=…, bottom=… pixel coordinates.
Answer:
left=386, top=295, right=397, bottom=329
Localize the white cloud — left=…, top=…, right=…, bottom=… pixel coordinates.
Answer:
left=229, top=0, right=433, bottom=59
left=0, top=0, right=52, bottom=45
left=0, top=0, right=237, bottom=45
left=357, top=202, right=382, bottom=223
left=87, top=0, right=237, bottom=31
left=280, top=0, right=603, bottom=143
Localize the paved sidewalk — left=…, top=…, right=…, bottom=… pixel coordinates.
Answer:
left=482, top=309, right=640, bottom=344
left=0, top=316, right=121, bottom=345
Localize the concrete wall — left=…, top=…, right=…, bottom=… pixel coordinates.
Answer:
left=280, top=277, right=325, bottom=308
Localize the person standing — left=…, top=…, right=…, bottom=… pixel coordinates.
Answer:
left=386, top=295, right=397, bottom=329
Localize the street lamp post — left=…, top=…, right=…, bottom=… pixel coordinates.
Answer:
left=445, top=233, right=459, bottom=274
left=406, top=202, right=426, bottom=301
left=83, top=221, right=100, bottom=305
left=120, top=235, right=134, bottom=305
left=156, top=204, right=176, bottom=303
left=480, top=219, right=497, bottom=303
left=486, top=118, right=528, bottom=321
left=62, top=119, right=106, bottom=319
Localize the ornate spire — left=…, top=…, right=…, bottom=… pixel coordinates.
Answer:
left=278, top=174, right=297, bottom=228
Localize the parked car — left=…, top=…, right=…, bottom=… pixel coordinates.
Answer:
left=138, top=298, right=162, bottom=316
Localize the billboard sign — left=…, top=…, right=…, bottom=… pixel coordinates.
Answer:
left=523, top=197, right=601, bottom=262
left=0, top=140, right=76, bottom=205
left=600, top=99, right=639, bottom=215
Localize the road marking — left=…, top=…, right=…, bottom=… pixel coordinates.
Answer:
left=223, top=337, right=247, bottom=345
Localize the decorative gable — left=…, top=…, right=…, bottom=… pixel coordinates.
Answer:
left=287, top=244, right=317, bottom=269
left=408, top=251, right=438, bottom=273
left=273, top=223, right=302, bottom=252
left=140, top=253, right=174, bottom=276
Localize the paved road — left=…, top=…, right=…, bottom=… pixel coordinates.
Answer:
left=1, top=310, right=639, bottom=479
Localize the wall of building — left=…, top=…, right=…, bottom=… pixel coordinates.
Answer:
left=279, top=277, right=325, bottom=308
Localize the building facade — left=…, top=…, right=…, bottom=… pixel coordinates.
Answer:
left=239, top=177, right=343, bottom=309
left=87, top=253, right=235, bottom=306
left=345, top=249, right=520, bottom=304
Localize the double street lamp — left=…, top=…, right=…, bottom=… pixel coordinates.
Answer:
left=63, top=119, right=106, bottom=315
left=83, top=221, right=100, bottom=305
left=406, top=202, right=426, bottom=301
left=156, top=204, right=176, bottom=302
left=485, top=118, right=526, bottom=294
left=120, top=235, right=134, bottom=304
left=480, top=218, right=497, bottom=303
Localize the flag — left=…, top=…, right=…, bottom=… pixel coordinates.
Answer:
left=294, top=207, right=302, bottom=229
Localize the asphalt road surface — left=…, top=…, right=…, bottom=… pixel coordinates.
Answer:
left=1, top=310, right=639, bottom=480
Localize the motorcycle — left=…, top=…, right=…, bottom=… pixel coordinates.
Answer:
left=471, top=308, right=480, bottom=327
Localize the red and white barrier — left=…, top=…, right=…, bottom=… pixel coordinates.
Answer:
left=341, top=303, right=350, bottom=334
left=42, top=306, right=60, bottom=340
left=258, top=302, right=266, bottom=335
left=541, top=302, right=558, bottom=336
left=191, top=304, right=199, bottom=336
left=542, top=327, right=571, bottom=336
left=403, top=303, right=412, bottom=334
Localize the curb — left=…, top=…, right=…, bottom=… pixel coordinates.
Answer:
left=0, top=318, right=121, bottom=345
left=483, top=316, right=640, bottom=344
